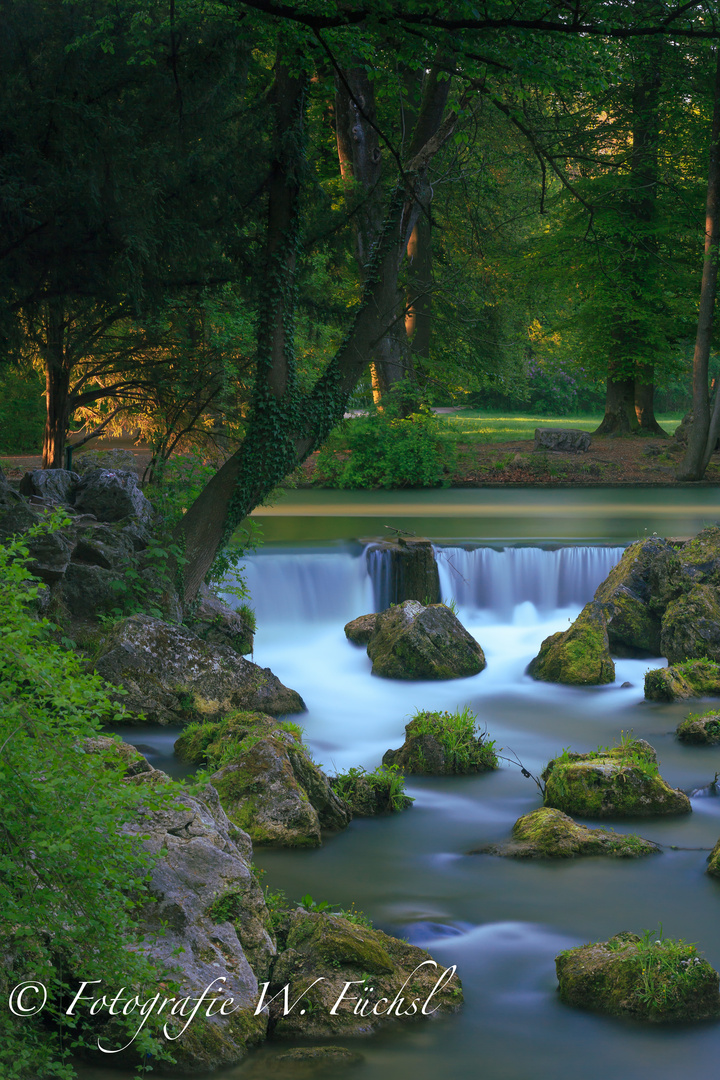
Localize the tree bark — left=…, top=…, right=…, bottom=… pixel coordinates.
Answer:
left=176, top=66, right=458, bottom=601
left=678, top=48, right=720, bottom=479
left=594, top=369, right=638, bottom=435
left=41, top=299, right=72, bottom=469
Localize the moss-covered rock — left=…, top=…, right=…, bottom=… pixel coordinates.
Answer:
left=242, top=1046, right=364, bottom=1078
left=176, top=712, right=351, bottom=846
left=94, top=615, right=305, bottom=723
left=645, top=659, right=720, bottom=701
left=382, top=708, right=498, bottom=775
left=542, top=740, right=691, bottom=818
left=366, top=538, right=441, bottom=605
left=707, top=837, right=720, bottom=878
left=267, top=909, right=463, bottom=1038
left=188, top=583, right=255, bottom=655
left=556, top=931, right=720, bottom=1023
left=475, top=807, right=661, bottom=859
left=677, top=710, right=720, bottom=745
left=594, top=537, right=671, bottom=655
left=528, top=601, right=615, bottom=685
left=366, top=600, right=485, bottom=680
left=329, top=765, right=413, bottom=815
left=661, top=584, right=720, bottom=665
left=344, top=613, right=377, bottom=645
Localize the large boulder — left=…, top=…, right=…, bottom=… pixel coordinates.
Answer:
left=267, top=908, right=463, bottom=1038
left=556, top=932, right=720, bottom=1023
left=382, top=709, right=498, bottom=775
left=707, top=837, right=720, bottom=878
left=474, top=807, right=661, bottom=859
left=677, top=710, right=720, bottom=745
left=645, top=659, right=720, bottom=702
left=121, top=784, right=274, bottom=1071
left=175, top=713, right=351, bottom=847
left=542, top=740, right=691, bottom=819
left=19, top=468, right=79, bottom=504
left=366, top=538, right=440, bottom=606
left=593, top=537, right=671, bottom=656
left=366, top=600, right=485, bottom=680
left=93, top=615, right=305, bottom=723
left=344, top=613, right=377, bottom=645
left=534, top=428, right=590, bottom=452
left=661, top=584, right=720, bottom=664
left=528, top=600, right=615, bottom=685
left=72, top=468, right=153, bottom=525
left=74, top=448, right=137, bottom=474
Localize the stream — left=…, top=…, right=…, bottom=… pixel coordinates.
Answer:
left=89, top=488, right=720, bottom=1080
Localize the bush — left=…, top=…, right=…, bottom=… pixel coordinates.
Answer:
left=410, top=707, right=498, bottom=772
left=0, top=520, right=173, bottom=1077
left=314, top=402, right=455, bottom=489
left=0, top=368, right=45, bottom=454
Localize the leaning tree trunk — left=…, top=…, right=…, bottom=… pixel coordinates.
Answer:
left=176, top=57, right=457, bottom=602
left=41, top=299, right=72, bottom=468
left=678, top=48, right=720, bottom=479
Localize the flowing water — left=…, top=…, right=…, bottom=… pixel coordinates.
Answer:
left=91, top=490, right=720, bottom=1080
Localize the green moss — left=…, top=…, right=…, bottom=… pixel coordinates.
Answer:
left=286, top=912, right=396, bottom=975
left=407, top=707, right=498, bottom=772
left=677, top=710, right=720, bottom=745
left=646, top=659, right=720, bottom=702
left=482, top=807, right=661, bottom=859
left=529, top=601, right=614, bottom=685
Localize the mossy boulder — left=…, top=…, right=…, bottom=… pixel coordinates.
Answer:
left=556, top=931, right=720, bottom=1023
left=661, top=584, right=720, bottom=665
left=366, top=600, right=485, bottom=680
left=267, top=909, right=463, bottom=1038
left=706, top=837, right=720, bottom=878
left=93, top=614, right=305, bottom=723
left=188, top=583, right=255, bottom=655
left=475, top=807, right=661, bottom=859
left=645, top=659, right=720, bottom=701
left=329, top=766, right=413, bottom=815
left=677, top=711, right=720, bottom=745
left=242, top=1046, right=364, bottom=1078
left=366, top=538, right=441, bottom=605
left=528, top=601, right=615, bottom=685
left=344, top=613, right=377, bottom=645
left=382, top=709, right=498, bottom=775
left=542, top=740, right=691, bottom=819
left=593, top=537, right=671, bottom=655
left=175, top=712, right=351, bottom=847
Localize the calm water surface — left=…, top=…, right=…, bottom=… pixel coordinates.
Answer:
left=91, top=489, right=720, bottom=1080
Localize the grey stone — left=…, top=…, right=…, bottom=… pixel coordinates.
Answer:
left=190, top=583, right=255, bottom=654
left=19, top=469, right=79, bottom=504
left=74, top=448, right=137, bottom=474
left=344, top=613, right=377, bottom=645
left=120, top=784, right=274, bottom=1072
left=25, top=527, right=73, bottom=584
left=59, top=562, right=122, bottom=617
left=534, top=428, right=591, bottom=453
left=94, top=614, right=305, bottom=723
left=73, top=469, right=153, bottom=524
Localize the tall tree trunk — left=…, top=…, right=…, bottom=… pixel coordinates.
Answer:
left=405, top=211, right=433, bottom=366
left=176, top=62, right=457, bottom=601
left=634, top=368, right=665, bottom=435
left=41, top=300, right=72, bottom=468
left=678, top=48, right=720, bottom=479
left=594, top=369, right=638, bottom=435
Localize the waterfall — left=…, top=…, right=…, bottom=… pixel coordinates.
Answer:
left=232, top=543, right=625, bottom=627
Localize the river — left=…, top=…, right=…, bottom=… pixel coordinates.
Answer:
left=87, top=487, right=720, bottom=1080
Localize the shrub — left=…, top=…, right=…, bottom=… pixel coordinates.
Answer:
left=410, top=707, right=498, bottom=772
left=0, top=521, right=173, bottom=1077
left=330, top=763, right=413, bottom=813
left=314, top=401, right=455, bottom=489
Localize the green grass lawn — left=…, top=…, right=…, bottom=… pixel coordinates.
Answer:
left=436, top=410, right=682, bottom=442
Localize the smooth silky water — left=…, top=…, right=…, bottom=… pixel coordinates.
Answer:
left=91, top=489, right=720, bottom=1080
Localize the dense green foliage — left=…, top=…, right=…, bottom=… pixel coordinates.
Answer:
left=409, top=707, right=498, bottom=772
left=0, top=521, right=173, bottom=1077
left=0, top=368, right=46, bottom=454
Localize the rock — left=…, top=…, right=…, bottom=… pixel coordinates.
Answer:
left=645, top=659, right=720, bottom=701
left=19, top=468, right=79, bottom=504
left=243, top=1046, right=364, bottom=1077
left=382, top=709, right=498, bottom=775
left=555, top=931, right=720, bottom=1023
left=70, top=523, right=136, bottom=569
left=365, top=539, right=441, bottom=606
left=267, top=909, right=462, bottom=1038
left=121, top=785, right=273, bottom=1071
left=474, top=807, right=661, bottom=859
left=329, top=767, right=413, bottom=815
left=707, top=837, right=720, bottom=878
left=0, top=500, right=40, bottom=540
left=344, top=613, right=377, bottom=645
left=676, top=711, right=720, bottom=745
left=72, top=468, right=153, bottom=524
left=81, top=734, right=157, bottom=778
left=74, top=448, right=137, bottom=474
left=542, top=740, right=691, bottom=818
left=175, top=712, right=351, bottom=846
left=366, top=600, right=485, bottom=680
left=528, top=600, right=615, bottom=685
left=189, top=583, right=255, bottom=654
left=59, top=562, right=124, bottom=617
left=534, top=428, right=591, bottom=453
left=593, top=537, right=671, bottom=656
left=661, top=584, right=720, bottom=664
left=93, top=615, right=305, bottom=723
left=25, top=526, right=74, bottom=584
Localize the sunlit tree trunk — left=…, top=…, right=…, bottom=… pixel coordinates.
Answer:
left=41, top=300, right=72, bottom=469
